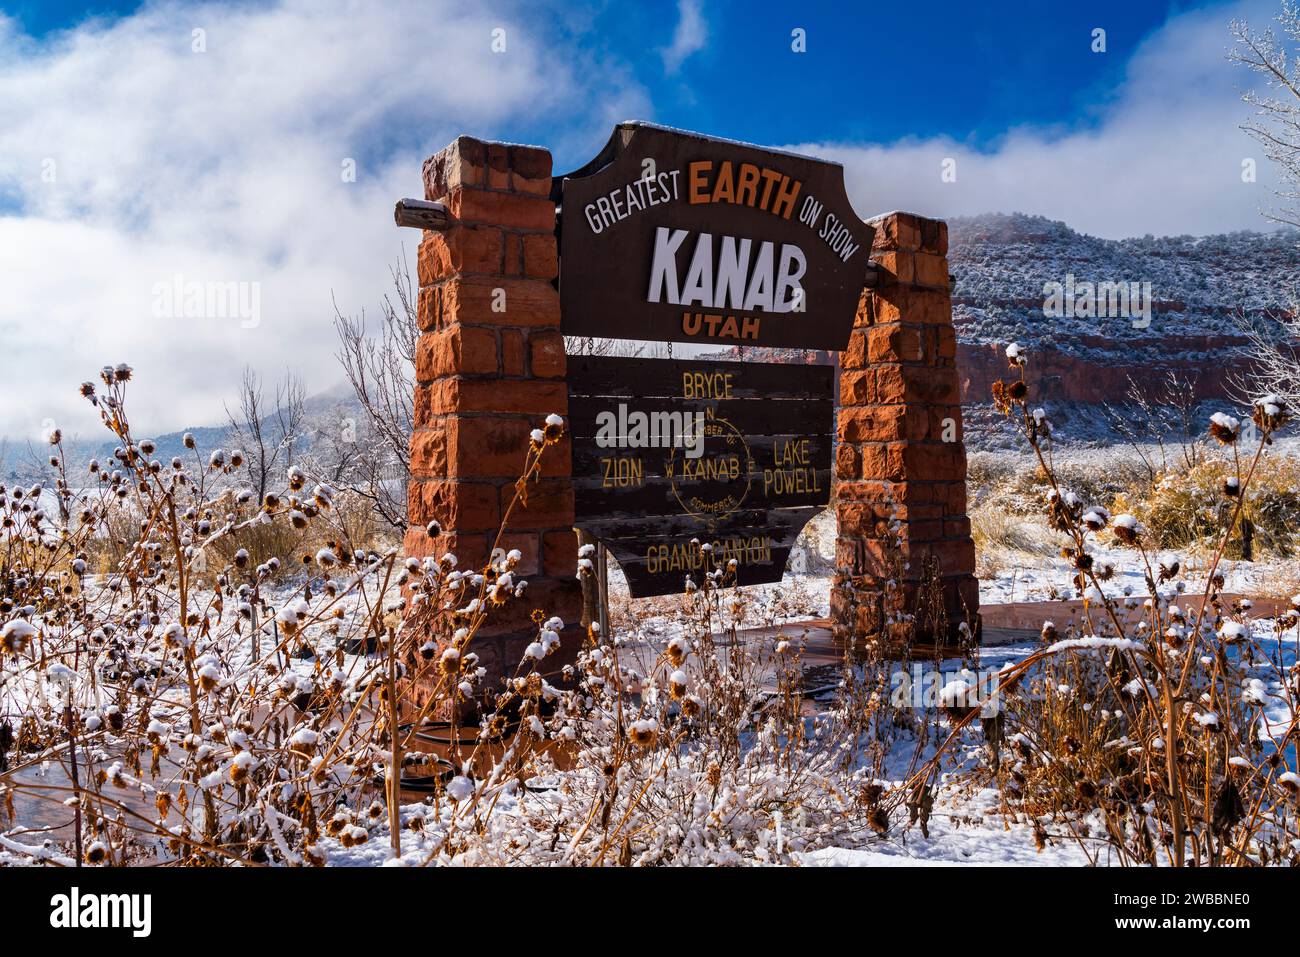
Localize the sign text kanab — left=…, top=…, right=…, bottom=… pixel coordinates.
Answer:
left=560, top=123, right=874, bottom=351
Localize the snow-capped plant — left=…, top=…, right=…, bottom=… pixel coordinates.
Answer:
left=968, top=344, right=1300, bottom=865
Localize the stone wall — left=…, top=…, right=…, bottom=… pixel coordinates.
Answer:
left=832, top=212, right=980, bottom=644
left=403, top=136, right=583, bottom=703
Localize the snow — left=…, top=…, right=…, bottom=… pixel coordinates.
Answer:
left=1045, top=636, right=1141, bottom=654
left=800, top=789, right=1093, bottom=866
left=445, top=776, right=474, bottom=802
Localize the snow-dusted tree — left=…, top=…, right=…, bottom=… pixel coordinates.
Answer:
left=224, top=366, right=306, bottom=503
left=1231, top=2, right=1300, bottom=228
left=1101, top=370, right=1206, bottom=484
left=1229, top=3, right=1300, bottom=409
left=332, top=256, right=416, bottom=530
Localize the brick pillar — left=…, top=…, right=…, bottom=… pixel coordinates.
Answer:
left=832, top=212, right=979, bottom=645
left=403, top=136, right=583, bottom=701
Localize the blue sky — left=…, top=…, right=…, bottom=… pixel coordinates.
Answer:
left=1, top=0, right=1249, bottom=167
left=0, top=0, right=1292, bottom=438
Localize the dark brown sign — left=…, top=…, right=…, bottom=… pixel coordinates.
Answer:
left=568, top=354, right=833, bottom=597
left=559, top=123, right=874, bottom=351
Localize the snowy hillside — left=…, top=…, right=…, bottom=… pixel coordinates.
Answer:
left=949, top=212, right=1299, bottom=353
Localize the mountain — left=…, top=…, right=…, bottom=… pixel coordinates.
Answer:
left=1, top=382, right=366, bottom=484
left=947, top=213, right=1300, bottom=447
left=949, top=211, right=1298, bottom=353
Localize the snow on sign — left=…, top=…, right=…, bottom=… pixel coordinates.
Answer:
left=568, top=354, right=833, bottom=597
left=558, top=122, right=874, bottom=350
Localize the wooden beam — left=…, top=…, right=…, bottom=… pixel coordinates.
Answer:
left=394, top=198, right=453, bottom=230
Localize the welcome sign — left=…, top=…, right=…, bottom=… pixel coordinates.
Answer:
left=559, top=123, right=874, bottom=350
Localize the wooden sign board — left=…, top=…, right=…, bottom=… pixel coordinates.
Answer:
left=559, top=123, right=873, bottom=351
left=568, top=354, right=833, bottom=597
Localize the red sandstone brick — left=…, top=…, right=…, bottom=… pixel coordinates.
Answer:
left=529, top=330, right=566, bottom=378
left=924, top=539, right=976, bottom=574
left=522, top=233, right=558, bottom=280
left=870, top=288, right=909, bottom=324
left=841, top=330, right=868, bottom=370
left=913, top=251, right=949, bottom=288
left=447, top=187, right=556, bottom=231
left=836, top=502, right=872, bottom=536
left=912, top=290, right=952, bottom=324
left=867, top=323, right=922, bottom=363
left=404, top=528, right=493, bottom=571
left=908, top=503, right=944, bottom=521
left=935, top=324, right=957, bottom=359
left=414, top=335, right=435, bottom=382
left=853, top=291, right=874, bottom=328
left=837, top=479, right=905, bottom=504
left=509, top=144, right=552, bottom=193
left=418, top=325, right=499, bottom=379
left=449, top=416, right=532, bottom=477
left=471, top=580, right=584, bottom=639
left=838, top=405, right=906, bottom=443
left=542, top=529, right=578, bottom=577
left=893, top=215, right=922, bottom=251
left=835, top=538, right=901, bottom=578
left=486, top=143, right=511, bottom=190
left=417, top=285, right=441, bottom=333
left=954, top=575, right=979, bottom=609
left=875, top=250, right=914, bottom=285
left=944, top=518, right=971, bottom=539
left=905, top=406, right=933, bottom=441
left=413, top=383, right=434, bottom=426
left=413, top=479, right=501, bottom=533
left=902, top=443, right=965, bottom=478
left=409, top=427, right=447, bottom=479
left=502, top=233, right=523, bottom=277
left=908, top=371, right=961, bottom=404
left=874, top=365, right=906, bottom=403
left=496, top=532, right=541, bottom=576
left=938, top=481, right=968, bottom=512
left=858, top=442, right=906, bottom=481
left=431, top=277, right=560, bottom=329
left=427, top=378, right=568, bottom=415
left=417, top=226, right=503, bottom=283
left=873, top=364, right=960, bottom=405
left=920, top=218, right=947, bottom=256
left=835, top=442, right=858, bottom=481
left=503, top=478, right=573, bottom=529
left=501, top=329, right=525, bottom=376
left=908, top=519, right=944, bottom=541
left=423, top=135, right=488, bottom=199
left=838, top=371, right=874, bottom=407
left=446, top=416, right=570, bottom=479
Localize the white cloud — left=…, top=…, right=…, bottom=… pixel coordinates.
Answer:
left=1, top=0, right=1292, bottom=443
left=0, top=0, right=649, bottom=440
left=660, top=0, right=707, bottom=73
left=787, top=0, right=1292, bottom=242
